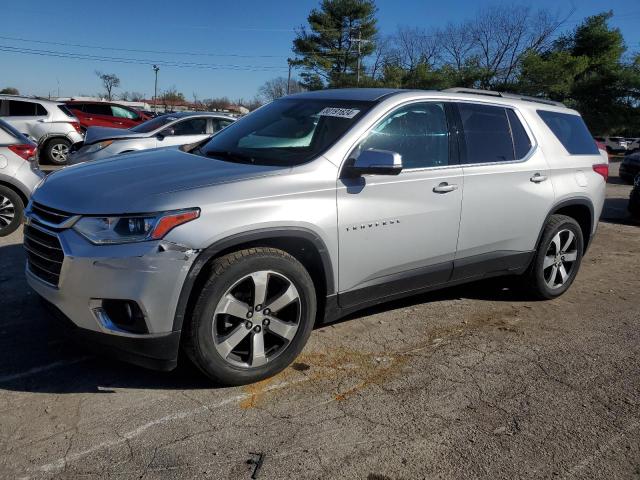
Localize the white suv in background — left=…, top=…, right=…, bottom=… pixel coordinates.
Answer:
left=0, top=95, right=83, bottom=165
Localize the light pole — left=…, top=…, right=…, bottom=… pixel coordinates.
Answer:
left=287, top=58, right=293, bottom=95
left=152, top=65, right=160, bottom=114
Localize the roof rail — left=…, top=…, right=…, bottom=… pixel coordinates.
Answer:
left=442, top=87, right=565, bottom=107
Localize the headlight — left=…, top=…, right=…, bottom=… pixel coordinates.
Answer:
left=73, top=209, right=200, bottom=245
left=83, top=140, right=114, bottom=154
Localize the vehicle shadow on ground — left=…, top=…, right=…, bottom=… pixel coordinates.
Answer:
left=0, top=240, right=541, bottom=394
left=601, top=197, right=639, bottom=227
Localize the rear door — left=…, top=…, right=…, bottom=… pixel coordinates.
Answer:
left=82, top=103, right=117, bottom=128
left=337, top=101, right=463, bottom=307
left=452, top=102, right=554, bottom=281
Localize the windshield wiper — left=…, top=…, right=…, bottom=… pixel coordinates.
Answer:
left=204, top=150, right=257, bottom=164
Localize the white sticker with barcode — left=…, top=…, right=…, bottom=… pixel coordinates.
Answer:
left=318, top=107, right=360, bottom=119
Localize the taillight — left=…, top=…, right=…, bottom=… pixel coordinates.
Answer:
left=8, top=143, right=37, bottom=161
left=69, top=121, right=82, bottom=134
left=595, top=140, right=606, bottom=152
left=593, top=163, right=609, bottom=182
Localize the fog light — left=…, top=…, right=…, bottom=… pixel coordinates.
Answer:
left=100, top=299, right=148, bottom=334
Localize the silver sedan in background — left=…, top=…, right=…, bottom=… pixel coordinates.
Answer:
left=68, top=112, right=235, bottom=164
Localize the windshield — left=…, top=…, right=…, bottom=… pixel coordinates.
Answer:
left=198, top=98, right=373, bottom=165
left=131, top=114, right=178, bottom=133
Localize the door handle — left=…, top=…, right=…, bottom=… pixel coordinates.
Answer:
left=530, top=173, right=548, bottom=183
left=433, top=182, right=458, bottom=193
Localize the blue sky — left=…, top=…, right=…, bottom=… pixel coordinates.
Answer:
left=1, top=0, right=639, bottom=101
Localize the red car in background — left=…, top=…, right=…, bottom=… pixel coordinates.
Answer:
left=65, top=101, right=150, bottom=131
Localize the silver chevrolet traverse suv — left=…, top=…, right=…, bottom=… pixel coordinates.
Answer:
left=24, top=88, right=607, bottom=385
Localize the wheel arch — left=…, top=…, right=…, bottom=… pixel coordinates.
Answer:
left=172, top=227, right=335, bottom=332
left=0, top=178, right=29, bottom=207
left=538, top=198, right=595, bottom=254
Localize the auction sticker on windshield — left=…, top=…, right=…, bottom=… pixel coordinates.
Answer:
left=318, top=107, right=360, bottom=119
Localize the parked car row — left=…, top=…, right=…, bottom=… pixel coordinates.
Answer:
left=69, top=112, right=235, bottom=164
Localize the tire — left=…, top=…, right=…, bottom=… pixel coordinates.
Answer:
left=44, top=138, right=71, bottom=165
left=0, top=186, right=24, bottom=237
left=524, top=214, right=584, bottom=299
left=183, top=247, right=317, bottom=386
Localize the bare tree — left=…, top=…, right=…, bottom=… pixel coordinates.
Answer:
left=369, top=35, right=394, bottom=80
left=392, top=26, right=440, bottom=70
left=118, top=91, right=130, bottom=101
left=204, top=97, right=231, bottom=110
left=95, top=71, right=121, bottom=100
left=258, top=77, right=305, bottom=102
left=438, top=22, right=476, bottom=71
left=129, top=91, right=145, bottom=101
left=470, top=5, right=569, bottom=87
left=236, top=96, right=264, bottom=111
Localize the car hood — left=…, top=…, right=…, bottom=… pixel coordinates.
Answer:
left=83, top=126, right=148, bottom=145
left=32, top=149, right=288, bottom=214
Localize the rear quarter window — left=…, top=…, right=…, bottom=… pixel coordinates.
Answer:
left=537, top=110, right=598, bottom=155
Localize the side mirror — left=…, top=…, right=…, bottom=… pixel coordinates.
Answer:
left=157, top=128, right=174, bottom=140
left=343, top=149, right=403, bottom=177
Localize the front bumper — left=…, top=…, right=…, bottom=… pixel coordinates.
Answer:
left=42, top=299, right=181, bottom=371
left=25, top=225, right=199, bottom=370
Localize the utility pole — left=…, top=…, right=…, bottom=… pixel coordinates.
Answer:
left=152, top=65, right=160, bottom=114
left=286, top=58, right=293, bottom=95
left=350, top=26, right=369, bottom=85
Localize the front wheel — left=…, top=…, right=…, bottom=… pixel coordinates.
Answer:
left=525, top=214, right=584, bottom=299
left=183, top=248, right=317, bottom=386
left=0, top=186, right=24, bottom=237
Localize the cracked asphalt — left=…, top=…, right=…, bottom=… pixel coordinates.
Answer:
left=1, top=162, right=638, bottom=479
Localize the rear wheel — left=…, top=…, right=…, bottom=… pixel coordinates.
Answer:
left=44, top=138, right=71, bottom=165
left=0, top=186, right=24, bottom=237
left=525, top=214, right=583, bottom=299
left=184, top=248, right=316, bottom=386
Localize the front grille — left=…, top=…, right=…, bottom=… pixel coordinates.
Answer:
left=31, top=202, right=73, bottom=226
left=24, top=224, right=64, bottom=286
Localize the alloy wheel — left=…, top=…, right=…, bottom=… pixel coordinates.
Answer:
left=212, top=270, right=301, bottom=368
left=0, top=195, right=15, bottom=228
left=543, top=229, right=578, bottom=289
left=50, top=143, right=69, bottom=163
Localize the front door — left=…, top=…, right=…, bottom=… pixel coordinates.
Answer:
left=337, top=101, right=463, bottom=308
left=155, top=117, right=210, bottom=148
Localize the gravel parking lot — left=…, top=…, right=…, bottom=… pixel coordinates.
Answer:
left=0, top=162, right=638, bottom=480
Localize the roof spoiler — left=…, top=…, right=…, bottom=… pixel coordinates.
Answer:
left=442, top=88, right=565, bottom=107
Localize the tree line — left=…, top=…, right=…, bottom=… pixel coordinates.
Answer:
left=290, top=1, right=640, bottom=135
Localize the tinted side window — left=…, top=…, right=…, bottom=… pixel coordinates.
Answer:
left=7, top=100, right=37, bottom=116
left=506, top=109, right=532, bottom=159
left=83, top=104, right=113, bottom=116
left=111, top=105, right=138, bottom=119
left=537, top=110, right=598, bottom=155
left=172, top=118, right=207, bottom=135
left=213, top=119, right=233, bottom=132
left=358, top=102, right=450, bottom=169
left=458, top=103, right=514, bottom=163
left=67, top=103, right=84, bottom=112
left=35, top=104, right=48, bottom=116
